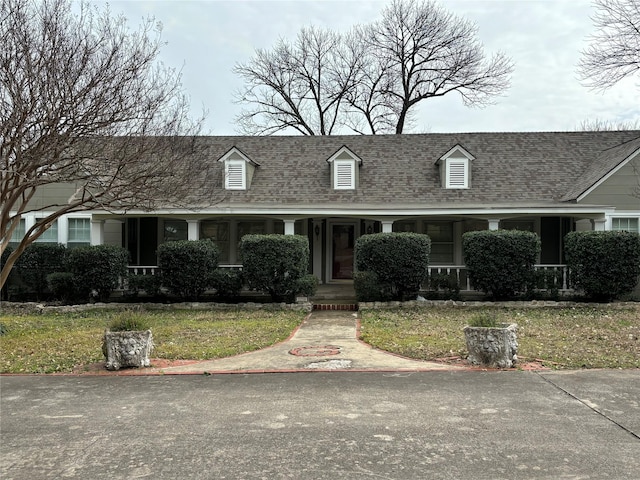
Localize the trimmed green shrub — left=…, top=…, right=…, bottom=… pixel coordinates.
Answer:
left=210, top=269, right=244, bottom=298
left=354, top=232, right=430, bottom=300
left=66, top=245, right=129, bottom=302
left=295, top=273, right=319, bottom=298
left=428, top=272, right=461, bottom=300
left=565, top=231, right=640, bottom=302
left=157, top=239, right=219, bottom=300
left=1, top=245, right=14, bottom=301
left=47, top=272, right=76, bottom=303
left=15, top=243, right=67, bottom=299
left=239, top=234, right=309, bottom=302
left=463, top=230, right=541, bottom=300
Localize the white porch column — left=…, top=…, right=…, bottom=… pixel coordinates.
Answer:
left=284, top=219, right=295, bottom=235
left=90, top=219, right=104, bottom=245
left=381, top=220, right=394, bottom=233
left=57, top=216, right=68, bottom=245
left=592, top=218, right=606, bottom=231
left=488, top=219, right=501, bottom=231
left=312, top=219, right=323, bottom=283
left=187, top=220, right=200, bottom=241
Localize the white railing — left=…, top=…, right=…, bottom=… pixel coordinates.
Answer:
left=121, top=264, right=571, bottom=293
left=426, top=264, right=571, bottom=292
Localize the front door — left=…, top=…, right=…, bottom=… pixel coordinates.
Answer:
left=331, top=224, right=355, bottom=280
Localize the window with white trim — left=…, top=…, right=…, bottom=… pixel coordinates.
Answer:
left=34, top=219, right=58, bottom=244
left=612, top=217, right=639, bottom=233
left=7, top=219, right=25, bottom=248
left=67, top=218, right=91, bottom=249
left=334, top=160, right=355, bottom=190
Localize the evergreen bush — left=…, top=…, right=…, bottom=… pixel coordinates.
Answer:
left=157, top=239, right=219, bottom=300
left=66, top=245, right=129, bottom=302
left=354, top=232, right=430, bottom=300
left=15, top=243, right=67, bottom=299
left=47, top=272, right=76, bottom=303
left=463, top=230, right=541, bottom=300
left=210, top=269, right=244, bottom=298
left=239, top=234, right=309, bottom=302
left=353, top=271, right=392, bottom=302
left=565, top=231, right=640, bottom=302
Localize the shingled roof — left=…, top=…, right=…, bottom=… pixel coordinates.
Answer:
left=187, top=131, right=640, bottom=209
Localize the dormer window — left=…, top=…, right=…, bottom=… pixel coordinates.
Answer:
left=436, top=144, right=475, bottom=189
left=218, top=147, right=259, bottom=191
left=326, top=146, right=362, bottom=190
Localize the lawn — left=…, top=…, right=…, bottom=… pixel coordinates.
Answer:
left=0, top=309, right=305, bottom=374
left=1, top=305, right=639, bottom=373
left=359, top=306, right=640, bottom=369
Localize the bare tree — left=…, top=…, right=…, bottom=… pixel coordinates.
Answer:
left=578, top=0, right=640, bottom=90
left=234, top=27, right=360, bottom=135
left=577, top=118, right=640, bottom=130
left=361, top=0, right=514, bottom=134
left=0, top=0, right=208, bottom=289
left=235, top=0, right=513, bottom=135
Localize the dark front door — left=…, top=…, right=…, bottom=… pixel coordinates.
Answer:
left=332, top=224, right=355, bottom=280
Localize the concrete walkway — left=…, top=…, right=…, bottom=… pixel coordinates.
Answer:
left=158, top=310, right=460, bottom=374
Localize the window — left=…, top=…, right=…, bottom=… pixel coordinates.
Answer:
left=612, top=218, right=639, bottom=233
left=424, top=222, right=454, bottom=264
left=393, top=221, right=417, bottom=233
left=163, top=220, right=188, bottom=243
left=67, top=218, right=91, bottom=249
left=7, top=219, right=25, bottom=248
left=34, top=219, right=58, bottom=244
left=200, top=220, right=230, bottom=263
left=237, top=221, right=265, bottom=241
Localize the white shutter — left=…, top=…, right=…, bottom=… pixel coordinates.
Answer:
left=447, top=160, right=467, bottom=188
left=226, top=161, right=245, bottom=190
left=334, top=160, right=355, bottom=189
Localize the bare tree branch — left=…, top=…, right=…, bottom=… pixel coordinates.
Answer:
left=578, top=0, right=640, bottom=91
left=0, top=0, right=211, bottom=288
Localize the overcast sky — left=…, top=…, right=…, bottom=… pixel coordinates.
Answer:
left=105, top=0, right=639, bottom=135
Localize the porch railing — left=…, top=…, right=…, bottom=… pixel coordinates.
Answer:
left=123, top=264, right=571, bottom=293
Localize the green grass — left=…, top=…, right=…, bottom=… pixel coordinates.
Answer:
left=359, top=306, right=640, bottom=369
left=0, top=309, right=304, bottom=374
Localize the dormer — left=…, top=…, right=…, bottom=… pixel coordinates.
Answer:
left=217, top=147, right=260, bottom=190
left=435, top=144, right=475, bottom=189
left=326, top=146, right=362, bottom=190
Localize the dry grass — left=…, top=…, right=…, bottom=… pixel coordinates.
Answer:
left=359, top=306, right=640, bottom=369
left=0, top=309, right=305, bottom=374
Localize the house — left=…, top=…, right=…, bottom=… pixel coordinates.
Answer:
left=8, top=131, right=640, bottom=292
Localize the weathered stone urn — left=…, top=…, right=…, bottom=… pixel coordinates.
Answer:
left=463, top=323, right=518, bottom=368
left=102, top=330, right=153, bottom=371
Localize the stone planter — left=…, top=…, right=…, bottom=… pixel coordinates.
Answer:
left=102, top=330, right=153, bottom=371
left=463, top=323, right=518, bottom=368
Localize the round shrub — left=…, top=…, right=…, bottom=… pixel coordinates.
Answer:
left=353, top=271, right=392, bottom=302
left=66, top=245, right=129, bottom=302
left=354, top=232, right=430, bottom=300
left=157, top=239, right=220, bottom=301
left=295, top=273, right=319, bottom=298
left=47, top=272, right=77, bottom=303
left=565, top=231, right=640, bottom=302
left=463, top=230, right=541, bottom=300
left=240, top=234, right=309, bottom=302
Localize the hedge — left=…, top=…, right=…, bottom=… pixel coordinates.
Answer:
left=463, top=229, right=541, bottom=300
left=240, top=234, right=310, bottom=302
left=15, top=243, right=67, bottom=299
left=157, top=239, right=220, bottom=300
left=66, top=245, right=129, bottom=302
left=354, top=232, right=430, bottom=301
left=565, top=231, right=640, bottom=302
